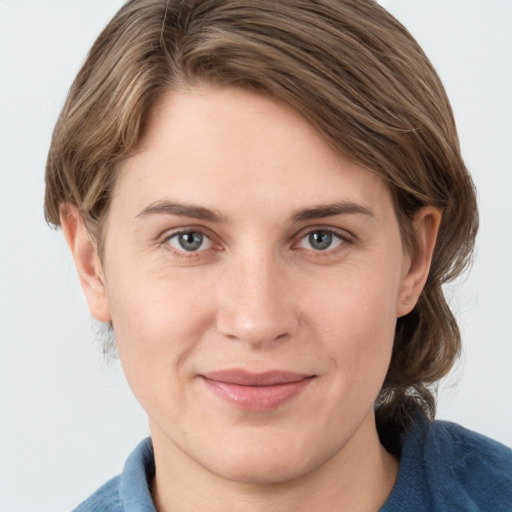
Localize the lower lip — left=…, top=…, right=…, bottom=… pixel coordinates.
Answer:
left=201, top=377, right=314, bottom=411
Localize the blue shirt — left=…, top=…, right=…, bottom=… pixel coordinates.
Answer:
left=73, top=417, right=512, bottom=511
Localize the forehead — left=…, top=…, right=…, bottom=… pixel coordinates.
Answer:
left=114, top=86, right=395, bottom=223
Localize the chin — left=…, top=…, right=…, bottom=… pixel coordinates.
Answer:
left=213, top=457, right=312, bottom=486
left=198, top=432, right=333, bottom=486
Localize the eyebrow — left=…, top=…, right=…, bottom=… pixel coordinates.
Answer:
left=135, top=200, right=375, bottom=224
left=136, top=201, right=227, bottom=223
left=292, top=202, right=376, bottom=222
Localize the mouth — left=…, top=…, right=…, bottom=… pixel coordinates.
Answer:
left=199, top=370, right=315, bottom=411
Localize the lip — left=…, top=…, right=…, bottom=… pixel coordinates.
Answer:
left=199, top=370, right=315, bottom=411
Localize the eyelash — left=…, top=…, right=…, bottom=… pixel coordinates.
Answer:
left=292, top=228, right=352, bottom=254
left=161, top=228, right=220, bottom=259
left=160, top=226, right=353, bottom=259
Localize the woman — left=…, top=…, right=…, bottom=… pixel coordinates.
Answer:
left=44, top=0, right=512, bottom=510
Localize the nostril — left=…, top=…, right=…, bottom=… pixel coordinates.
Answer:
left=214, top=268, right=300, bottom=346
left=216, top=311, right=297, bottom=348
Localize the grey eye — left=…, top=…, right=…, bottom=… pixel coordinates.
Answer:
left=168, top=231, right=210, bottom=252
left=299, top=230, right=343, bottom=251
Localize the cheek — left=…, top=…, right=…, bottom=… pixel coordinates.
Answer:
left=108, top=260, right=211, bottom=335
left=104, top=265, right=215, bottom=389
left=105, top=275, right=217, bottom=436
left=307, top=266, right=399, bottom=388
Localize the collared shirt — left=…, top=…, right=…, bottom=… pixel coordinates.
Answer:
left=73, top=416, right=512, bottom=511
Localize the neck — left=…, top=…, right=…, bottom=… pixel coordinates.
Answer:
left=150, top=412, right=398, bottom=512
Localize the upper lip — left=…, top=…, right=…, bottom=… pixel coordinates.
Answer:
left=200, top=370, right=313, bottom=386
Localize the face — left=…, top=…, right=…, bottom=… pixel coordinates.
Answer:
left=71, top=86, right=429, bottom=484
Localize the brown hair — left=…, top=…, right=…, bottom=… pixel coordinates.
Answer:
left=45, top=0, right=478, bottom=436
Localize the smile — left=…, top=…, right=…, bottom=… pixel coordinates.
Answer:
left=199, top=370, right=315, bottom=411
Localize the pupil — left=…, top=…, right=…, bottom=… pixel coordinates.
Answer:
left=309, top=231, right=332, bottom=250
left=179, top=232, right=203, bottom=251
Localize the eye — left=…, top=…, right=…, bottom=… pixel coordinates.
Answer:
left=298, top=230, right=344, bottom=251
left=167, top=231, right=211, bottom=252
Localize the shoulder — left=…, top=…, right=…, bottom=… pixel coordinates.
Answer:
left=424, top=420, right=512, bottom=509
left=426, top=420, right=512, bottom=474
left=72, top=476, right=122, bottom=512
left=72, top=438, right=156, bottom=512
left=382, top=416, right=512, bottom=512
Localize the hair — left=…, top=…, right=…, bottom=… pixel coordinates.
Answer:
left=45, top=0, right=478, bottom=441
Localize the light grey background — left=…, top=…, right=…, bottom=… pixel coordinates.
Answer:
left=1, top=1, right=511, bottom=510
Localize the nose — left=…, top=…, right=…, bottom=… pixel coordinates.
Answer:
left=215, top=253, right=299, bottom=348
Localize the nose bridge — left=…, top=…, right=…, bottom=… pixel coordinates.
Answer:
left=215, top=247, right=298, bottom=347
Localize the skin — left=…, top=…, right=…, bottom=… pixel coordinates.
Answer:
left=62, top=86, right=441, bottom=512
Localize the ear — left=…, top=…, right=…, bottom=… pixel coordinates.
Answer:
left=396, top=206, right=442, bottom=317
left=60, top=205, right=112, bottom=323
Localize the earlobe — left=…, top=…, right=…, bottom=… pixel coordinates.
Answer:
left=60, top=205, right=112, bottom=323
left=396, top=206, right=442, bottom=318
